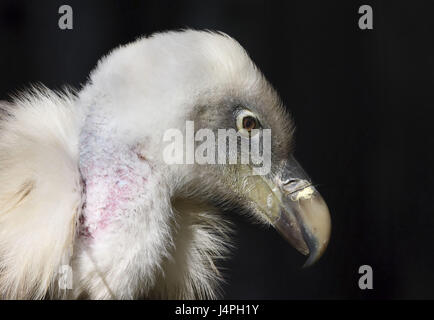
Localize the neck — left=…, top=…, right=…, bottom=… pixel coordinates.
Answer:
left=72, top=112, right=176, bottom=298
left=73, top=110, right=229, bottom=299
left=78, top=113, right=153, bottom=239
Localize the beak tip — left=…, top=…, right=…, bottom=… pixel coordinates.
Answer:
left=302, top=232, right=331, bottom=268
left=302, top=249, right=322, bottom=268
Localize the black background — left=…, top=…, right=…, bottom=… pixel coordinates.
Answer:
left=1, top=0, right=433, bottom=299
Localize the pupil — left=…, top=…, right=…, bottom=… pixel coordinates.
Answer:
left=244, top=117, right=255, bottom=130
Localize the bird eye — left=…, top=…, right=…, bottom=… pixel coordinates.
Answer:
left=242, top=116, right=257, bottom=131
left=236, top=110, right=260, bottom=136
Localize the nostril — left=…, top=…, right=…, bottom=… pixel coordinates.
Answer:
left=281, top=178, right=313, bottom=194
left=283, top=178, right=299, bottom=185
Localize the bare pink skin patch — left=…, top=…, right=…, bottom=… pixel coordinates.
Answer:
left=78, top=118, right=150, bottom=240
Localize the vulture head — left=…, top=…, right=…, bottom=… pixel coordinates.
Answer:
left=0, top=30, right=331, bottom=299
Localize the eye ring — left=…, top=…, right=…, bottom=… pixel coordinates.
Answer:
left=236, top=110, right=260, bottom=136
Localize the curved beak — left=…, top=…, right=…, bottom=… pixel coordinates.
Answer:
left=244, top=156, right=331, bottom=266
left=274, top=180, right=331, bottom=267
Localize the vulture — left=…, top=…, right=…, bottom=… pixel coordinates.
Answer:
left=0, top=30, right=331, bottom=299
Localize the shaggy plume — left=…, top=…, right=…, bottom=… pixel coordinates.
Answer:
left=0, top=87, right=83, bottom=299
